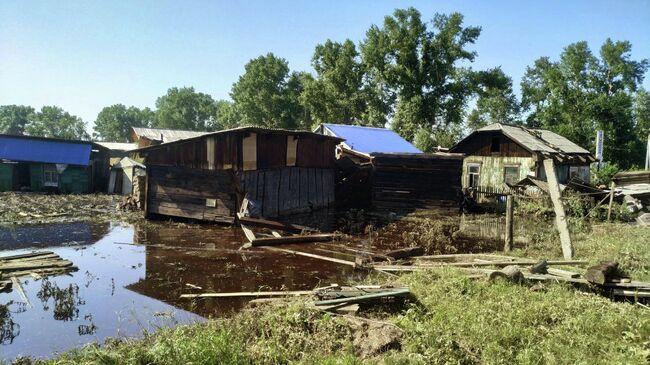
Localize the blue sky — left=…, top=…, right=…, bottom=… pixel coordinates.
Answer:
left=1, top=0, right=649, bottom=132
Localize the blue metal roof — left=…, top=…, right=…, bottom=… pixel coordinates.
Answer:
left=0, top=135, right=92, bottom=166
left=321, top=124, right=422, bottom=154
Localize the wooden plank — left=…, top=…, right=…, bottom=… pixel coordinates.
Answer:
left=385, top=247, right=424, bottom=259
left=236, top=214, right=311, bottom=233
left=263, top=169, right=280, bottom=217
left=543, top=159, right=573, bottom=259
left=257, top=170, right=265, bottom=208
left=314, top=288, right=411, bottom=306
left=0, top=251, right=55, bottom=261
left=263, top=246, right=356, bottom=267
left=547, top=267, right=581, bottom=279
left=240, top=224, right=257, bottom=243
left=279, top=167, right=292, bottom=214
left=289, top=167, right=300, bottom=211
left=300, top=167, right=309, bottom=208
left=10, top=276, right=32, bottom=308
left=251, top=234, right=334, bottom=246
left=308, top=168, right=317, bottom=206
left=315, top=168, right=324, bottom=208
left=181, top=290, right=313, bottom=299
left=607, top=181, right=616, bottom=221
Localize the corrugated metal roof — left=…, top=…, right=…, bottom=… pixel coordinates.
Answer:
left=96, top=142, right=138, bottom=151
left=476, top=123, right=590, bottom=154
left=130, top=127, right=209, bottom=143
left=0, top=135, right=92, bottom=166
left=319, top=124, right=421, bottom=154
left=132, top=126, right=344, bottom=153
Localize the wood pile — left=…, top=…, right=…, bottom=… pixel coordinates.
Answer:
left=117, top=195, right=141, bottom=211
left=0, top=251, right=77, bottom=286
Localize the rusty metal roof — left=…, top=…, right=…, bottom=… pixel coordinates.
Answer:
left=130, top=127, right=209, bottom=143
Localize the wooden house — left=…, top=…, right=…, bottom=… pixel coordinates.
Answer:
left=315, top=124, right=464, bottom=209
left=135, top=127, right=342, bottom=223
left=0, top=134, right=110, bottom=193
left=450, top=123, right=596, bottom=192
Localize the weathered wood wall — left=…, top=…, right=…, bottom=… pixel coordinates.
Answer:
left=146, top=165, right=237, bottom=223
left=370, top=154, right=463, bottom=210
left=452, top=132, right=531, bottom=157
left=239, top=167, right=335, bottom=217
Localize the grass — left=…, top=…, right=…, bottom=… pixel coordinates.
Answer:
left=16, top=221, right=648, bottom=365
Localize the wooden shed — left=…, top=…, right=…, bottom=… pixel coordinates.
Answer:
left=135, top=127, right=342, bottom=223
left=315, top=124, right=464, bottom=209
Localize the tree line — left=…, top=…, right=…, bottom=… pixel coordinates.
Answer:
left=1, top=7, right=648, bottom=168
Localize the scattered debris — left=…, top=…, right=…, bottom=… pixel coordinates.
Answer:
left=0, top=251, right=78, bottom=281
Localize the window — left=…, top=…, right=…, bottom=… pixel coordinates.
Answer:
left=490, top=136, right=500, bottom=153
left=467, top=163, right=480, bottom=188
left=504, top=165, right=520, bottom=185
left=43, top=164, right=59, bottom=187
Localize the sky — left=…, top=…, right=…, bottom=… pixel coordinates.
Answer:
left=1, top=0, right=649, bottom=134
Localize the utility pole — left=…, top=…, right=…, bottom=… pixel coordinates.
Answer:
left=645, top=133, right=650, bottom=170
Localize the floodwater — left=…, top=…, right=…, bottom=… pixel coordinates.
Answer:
left=0, top=210, right=545, bottom=361
left=0, top=221, right=356, bottom=361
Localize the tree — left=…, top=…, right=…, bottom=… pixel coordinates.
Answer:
left=0, top=105, right=34, bottom=135
left=230, top=53, right=307, bottom=129
left=93, top=104, right=154, bottom=142
left=360, top=8, right=481, bottom=141
left=24, top=106, right=89, bottom=140
left=154, top=87, right=217, bottom=131
left=214, top=100, right=240, bottom=130
left=467, top=68, right=520, bottom=130
left=301, top=39, right=386, bottom=127
left=521, top=39, right=649, bottom=168
left=634, top=89, right=650, bottom=142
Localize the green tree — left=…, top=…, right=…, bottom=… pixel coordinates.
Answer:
left=154, top=87, right=217, bottom=131
left=521, top=39, right=649, bottom=168
left=467, top=68, right=521, bottom=130
left=360, top=8, right=481, bottom=141
left=301, top=39, right=387, bottom=127
left=93, top=104, right=154, bottom=142
left=24, top=106, right=89, bottom=140
left=634, top=89, right=650, bottom=142
left=0, top=105, right=34, bottom=135
left=214, top=100, right=240, bottom=130
left=230, top=53, right=307, bottom=129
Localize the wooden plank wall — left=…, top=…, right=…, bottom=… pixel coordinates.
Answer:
left=370, top=155, right=463, bottom=210
left=239, top=167, right=335, bottom=218
left=453, top=132, right=530, bottom=157
left=146, top=165, right=237, bottom=223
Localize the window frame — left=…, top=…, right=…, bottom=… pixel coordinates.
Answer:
left=503, top=164, right=520, bottom=185
left=43, top=164, right=59, bottom=187
left=467, top=163, right=481, bottom=188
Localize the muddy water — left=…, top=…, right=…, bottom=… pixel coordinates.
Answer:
left=0, top=210, right=548, bottom=361
left=0, top=221, right=355, bottom=360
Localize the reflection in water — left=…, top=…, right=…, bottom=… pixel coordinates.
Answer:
left=127, top=223, right=356, bottom=316
left=0, top=222, right=110, bottom=250
left=0, top=301, right=20, bottom=345
left=37, top=279, right=84, bottom=321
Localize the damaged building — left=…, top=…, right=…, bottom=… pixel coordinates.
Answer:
left=316, top=124, right=464, bottom=210
left=450, top=123, right=596, bottom=193
left=0, top=134, right=110, bottom=193
left=135, top=127, right=342, bottom=223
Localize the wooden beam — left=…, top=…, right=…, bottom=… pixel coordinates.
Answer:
left=504, top=195, right=514, bottom=252
left=251, top=234, right=334, bottom=247
left=181, top=290, right=314, bottom=299
left=263, top=246, right=357, bottom=267
left=543, top=159, right=574, bottom=259
left=236, top=213, right=312, bottom=233
left=607, top=182, right=616, bottom=221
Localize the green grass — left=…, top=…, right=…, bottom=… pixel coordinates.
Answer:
left=17, top=222, right=650, bottom=365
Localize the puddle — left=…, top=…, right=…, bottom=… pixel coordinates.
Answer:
left=0, top=210, right=551, bottom=360
left=0, top=221, right=354, bottom=361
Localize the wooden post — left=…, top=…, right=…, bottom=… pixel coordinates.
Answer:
left=504, top=195, right=514, bottom=252
left=543, top=159, right=574, bottom=259
left=607, top=181, right=616, bottom=222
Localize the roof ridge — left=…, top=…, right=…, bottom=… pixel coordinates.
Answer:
left=323, top=123, right=393, bottom=131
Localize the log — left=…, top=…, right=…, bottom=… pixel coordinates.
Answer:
left=530, top=260, right=548, bottom=274
left=488, top=265, right=524, bottom=283
left=385, top=246, right=424, bottom=260
left=250, top=234, right=334, bottom=247
left=547, top=267, right=581, bottom=279
left=584, top=262, right=619, bottom=285
left=543, top=159, right=574, bottom=259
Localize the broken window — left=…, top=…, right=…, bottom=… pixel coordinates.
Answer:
left=43, top=164, right=59, bottom=187
left=467, top=163, right=480, bottom=188
left=504, top=165, right=520, bottom=185
left=490, top=136, right=500, bottom=153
